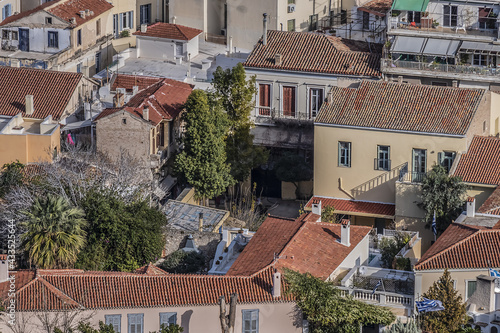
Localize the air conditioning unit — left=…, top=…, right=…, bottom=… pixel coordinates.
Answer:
left=221, top=28, right=226, bottom=36
left=288, top=4, right=296, bottom=13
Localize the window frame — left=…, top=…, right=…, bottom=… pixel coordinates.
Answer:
left=47, top=31, right=58, bottom=48
left=257, top=83, right=272, bottom=116
left=287, top=19, right=295, bottom=32
left=376, top=145, right=390, bottom=171
left=308, top=87, right=324, bottom=119
left=127, top=313, right=144, bottom=333
left=338, top=141, right=351, bottom=167
left=443, top=5, right=458, bottom=27
left=2, top=4, right=12, bottom=21
left=77, top=29, right=82, bottom=46
left=96, top=18, right=101, bottom=36
left=105, top=314, right=121, bottom=333
left=159, top=312, right=177, bottom=328
left=280, top=85, right=297, bottom=118
left=140, top=4, right=152, bottom=25
left=438, top=151, right=455, bottom=173
left=465, top=279, right=477, bottom=300
left=242, top=309, right=259, bottom=333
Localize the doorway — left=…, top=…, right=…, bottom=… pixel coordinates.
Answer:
left=18, top=28, right=29, bottom=51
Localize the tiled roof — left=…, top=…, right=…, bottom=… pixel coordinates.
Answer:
left=316, top=81, right=485, bottom=136
left=305, top=196, right=395, bottom=217
left=0, top=67, right=84, bottom=121
left=96, top=79, right=193, bottom=125
left=478, top=186, right=500, bottom=216
left=133, top=22, right=203, bottom=40
left=111, top=74, right=162, bottom=93
left=134, top=263, right=169, bottom=275
left=0, top=0, right=113, bottom=28
left=359, top=0, right=393, bottom=16
left=0, top=268, right=291, bottom=311
left=227, top=213, right=372, bottom=280
left=244, top=30, right=382, bottom=77
left=453, top=136, right=500, bottom=185
left=415, top=223, right=500, bottom=270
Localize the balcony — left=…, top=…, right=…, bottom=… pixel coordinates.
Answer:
left=398, top=164, right=426, bottom=183
left=254, top=107, right=314, bottom=125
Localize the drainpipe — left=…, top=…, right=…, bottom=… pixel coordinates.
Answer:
left=338, top=177, right=355, bottom=199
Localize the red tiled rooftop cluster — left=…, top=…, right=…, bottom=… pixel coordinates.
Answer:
left=453, top=136, right=500, bottom=185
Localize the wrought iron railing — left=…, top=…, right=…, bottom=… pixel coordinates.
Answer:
left=352, top=273, right=415, bottom=295
left=382, top=58, right=500, bottom=77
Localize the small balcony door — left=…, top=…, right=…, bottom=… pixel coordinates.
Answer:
left=412, top=149, right=426, bottom=182
left=282, top=86, right=296, bottom=117
left=19, top=28, right=29, bottom=52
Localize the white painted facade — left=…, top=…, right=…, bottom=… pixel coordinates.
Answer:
left=136, top=34, right=200, bottom=60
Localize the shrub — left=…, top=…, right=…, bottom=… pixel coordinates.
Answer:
left=160, top=250, right=205, bottom=274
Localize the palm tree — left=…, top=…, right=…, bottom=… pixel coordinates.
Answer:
left=21, top=195, right=87, bottom=269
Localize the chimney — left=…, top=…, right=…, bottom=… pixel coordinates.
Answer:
left=132, top=85, right=139, bottom=95
left=452, top=80, right=458, bottom=87
left=272, top=269, right=281, bottom=298
left=84, top=102, right=91, bottom=120
left=340, top=219, right=351, bottom=247
left=0, top=256, right=8, bottom=283
left=79, top=10, right=86, bottom=18
left=198, top=212, right=203, bottom=232
left=70, top=17, right=76, bottom=25
left=467, top=197, right=475, bottom=218
left=397, top=76, right=403, bottom=84
left=113, top=92, right=124, bottom=107
left=142, top=106, right=149, bottom=122
left=311, top=199, right=322, bottom=222
left=25, top=95, right=34, bottom=115
left=85, top=9, right=90, bottom=16
left=141, top=24, right=147, bottom=33
left=263, top=13, right=268, bottom=46
left=172, top=16, right=177, bottom=24
left=275, top=54, right=282, bottom=66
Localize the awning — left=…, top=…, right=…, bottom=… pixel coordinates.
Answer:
left=422, top=39, right=460, bottom=57
left=60, top=119, right=93, bottom=131
left=460, top=41, right=500, bottom=53
left=391, top=36, right=426, bottom=54
left=391, top=0, right=430, bottom=12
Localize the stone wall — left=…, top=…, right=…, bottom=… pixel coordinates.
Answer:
left=163, top=227, right=221, bottom=265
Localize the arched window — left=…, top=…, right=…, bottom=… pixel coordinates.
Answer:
left=491, top=326, right=498, bottom=333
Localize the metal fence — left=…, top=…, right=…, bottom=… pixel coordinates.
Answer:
left=353, top=273, right=415, bottom=295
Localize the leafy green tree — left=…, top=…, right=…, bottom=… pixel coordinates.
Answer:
left=421, top=269, right=468, bottom=333
left=21, top=195, right=87, bottom=269
left=160, top=250, right=205, bottom=274
left=419, top=165, right=467, bottom=235
left=321, top=206, right=337, bottom=223
left=76, top=190, right=167, bottom=271
left=175, top=90, right=234, bottom=200
left=0, top=160, right=25, bottom=198
left=275, top=152, right=313, bottom=199
left=211, top=63, right=268, bottom=182
left=54, top=321, right=116, bottom=333
left=378, top=232, right=411, bottom=269
left=285, top=269, right=396, bottom=333
left=149, top=323, right=184, bottom=333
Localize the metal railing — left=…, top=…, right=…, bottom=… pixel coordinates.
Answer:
left=338, top=286, right=414, bottom=307
left=382, top=58, right=500, bottom=77
left=254, top=107, right=314, bottom=122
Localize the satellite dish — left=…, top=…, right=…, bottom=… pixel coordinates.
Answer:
left=98, top=85, right=110, bottom=99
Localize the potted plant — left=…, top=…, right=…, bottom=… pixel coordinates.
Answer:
left=432, top=19, right=439, bottom=28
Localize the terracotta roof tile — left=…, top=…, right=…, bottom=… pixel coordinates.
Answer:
left=453, top=136, right=500, bottom=185
left=227, top=213, right=371, bottom=280
left=305, top=196, right=395, bottom=217
left=415, top=223, right=500, bottom=270
left=0, top=67, right=84, bottom=120
left=133, top=22, right=202, bottom=40
left=46, top=0, right=113, bottom=28
left=134, top=263, right=169, bottom=275
left=0, top=268, right=291, bottom=311
left=477, top=186, right=500, bottom=216
left=359, top=0, right=393, bottom=16
left=316, top=81, right=485, bottom=135
left=244, top=30, right=382, bottom=77
left=111, top=74, right=163, bottom=93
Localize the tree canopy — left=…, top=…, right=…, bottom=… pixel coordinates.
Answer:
left=0, top=160, right=25, bottom=198
left=211, top=63, right=268, bottom=182
left=419, top=165, right=467, bottom=234
left=275, top=152, right=313, bottom=199
left=175, top=89, right=234, bottom=200
left=285, top=269, right=396, bottom=333
left=421, top=269, right=468, bottom=333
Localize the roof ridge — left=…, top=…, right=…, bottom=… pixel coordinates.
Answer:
left=36, top=276, right=83, bottom=309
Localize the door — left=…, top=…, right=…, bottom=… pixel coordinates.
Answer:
left=412, top=149, right=426, bottom=182
left=175, top=42, right=183, bottom=57
left=95, top=52, right=101, bottom=73
left=18, top=28, right=29, bottom=52
left=282, top=86, right=296, bottom=117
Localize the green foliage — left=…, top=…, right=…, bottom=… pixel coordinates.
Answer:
left=419, top=165, right=467, bottom=235
left=285, top=269, right=396, bottom=333
left=386, top=318, right=421, bottom=333
left=160, top=250, right=205, bottom=274
left=275, top=152, right=313, bottom=199
left=421, top=269, right=468, bottom=333
left=0, top=160, right=25, bottom=198
left=149, top=323, right=184, bottom=333
left=321, top=206, right=337, bottom=223
left=54, top=321, right=116, bottom=333
left=175, top=90, right=234, bottom=200
left=378, top=232, right=411, bottom=270
left=120, top=30, right=130, bottom=38
left=21, top=195, right=87, bottom=269
left=76, top=190, right=167, bottom=271
left=211, top=63, right=268, bottom=182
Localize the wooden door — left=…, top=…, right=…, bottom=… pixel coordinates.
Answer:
left=282, top=86, right=295, bottom=117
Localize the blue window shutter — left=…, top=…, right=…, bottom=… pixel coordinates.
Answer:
left=6, top=4, right=11, bottom=17
left=128, top=11, right=133, bottom=29
left=119, top=13, right=123, bottom=31
left=2, top=6, right=5, bottom=20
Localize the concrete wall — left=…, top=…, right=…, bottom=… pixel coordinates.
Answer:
left=467, top=185, right=496, bottom=210
left=163, top=227, right=221, bottom=261
left=329, top=232, right=370, bottom=280
left=136, top=35, right=198, bottom=60
left=314, top=125, right=468, bottom=203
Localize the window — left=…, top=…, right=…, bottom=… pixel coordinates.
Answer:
left=258, top=83, right=271, bottom=116
left=105, top=314, right=121, bottom=332
left=376, top=145, right=390, bottom=171
left=159, top=312, right=177, bottom=328
left=282, top=86, right=296, bottom=117
left=479, top=8, right=494, bottom=30
left=473, top=54, right=487, bottom=66
left=309, top=88, right=323, bottom=118
left=407, top=11, right=421, bottom=24
left=466, top=280, right=477, bottom=299
left=48, top=31, right=58, bottom=48
left=128, top=314, right=144, bottom=333
left=362, top=11, right=370, bottom=30
left=45, top=17, right=52, bottom=24
left=309, top=14, right=318, bottom=30
left=438, top=151, right=455, bottom=173
left=95, top=51, right=101, bottom=72
left=431, top=81, right=448, bottom=86
left=77, top=29, right=81, bottom=46
left=338, top=142, right=351, bottom=167
left=492, top=327, right=499, bottom=333
left=287, top=19, right=295, bottom=32
left=412, top=148, right=426, bottom=182
left=288, top=0, right=295, bottom=3
left=11, top=30, right=17, bottom=40
left=76, top=62, right=82, bottom=73
left=113, top=14, right=118, bottom=36
left=96, top=18, right=101, bottom=36
left=2, top=4, right=11, bottom=21
left=443, top=5, right=458, bottom=27
left=122, top=118, right=127, bottom=125
left=242, top=309, right=259, bottom=333
left=2, top=29, right=8, bottom=39
left=140, top=4, right=151, bottom=25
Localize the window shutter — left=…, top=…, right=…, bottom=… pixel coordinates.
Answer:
left=169, top=313, right=177, bottom=325
left=338, top=142, right=342, bottom=166
left=119, top=13, right=123, bottom=31
left=2, top=7, right=5, bottom=20
left=437, top=152, right=443, bottom=166
left=128, top=11, right=133, bottom=29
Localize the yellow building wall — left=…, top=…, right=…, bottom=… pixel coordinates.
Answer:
left=0, top=135, right=28, bottom=165
left=313, top=125, right=468, bottom=204
left=467, top=185, right=496, bottom=209
left=0, top=129, right=59, bottom=166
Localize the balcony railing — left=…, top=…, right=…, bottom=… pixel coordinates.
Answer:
left=254, top=107, right=314, bottom=123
